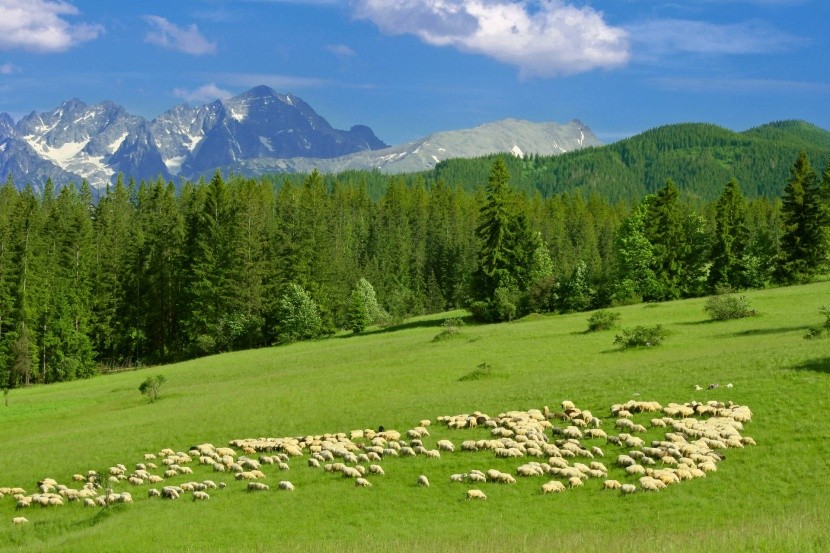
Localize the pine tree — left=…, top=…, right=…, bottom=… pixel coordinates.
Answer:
left=471, top=158, right=516, bottom=303
left=776, top=152, right=826, bottom=282
left=346, top=278, right=383, bottom=333
left=709, top=179, right=750, bottom=290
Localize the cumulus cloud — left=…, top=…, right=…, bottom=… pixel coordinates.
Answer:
left=628, top=19, right=802, bottom=55
left=351, top=0, right=630, bottom=77
left=0, top=0, right=102, bottom=53
left=173, top=83, right=234, bottom=104
left=144, top=15, right=217, bottom=55
left=326, top=44, right=356, bottom=57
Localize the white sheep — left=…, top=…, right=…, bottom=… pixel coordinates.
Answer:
left=542, top=480, right=566, bottom=494
left=603, top=479, right=622, bottom=490
left=12, top=517, right=28, bottom=525
left=278, top=481, right=294, bottom=491
left=355, top=478, right=372, bottom=488
left=369, top=465, right=385, bottom=475
left=192, top=491, right=210, bottom=501
left=568, top=476, right=584, bottom=488
left=417, top=475, right=430, bottom=487
left=466, top=489, right=487, bottom=500
left=247, top=482, right=269, bottom=491
left=620, top=484, right=637, bottom=495
left=436, top=440, right=455, bottom=452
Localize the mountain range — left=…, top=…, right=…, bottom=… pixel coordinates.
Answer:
left=0, top=85, right=599, bottom=190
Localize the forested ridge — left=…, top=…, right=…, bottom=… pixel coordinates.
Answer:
left=0, top=121, right=828, bottom=387
left=429, top=120, right=830, bottom=202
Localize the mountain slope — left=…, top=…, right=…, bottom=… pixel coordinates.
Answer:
left=428, top=120, right=830, bottom=201
left=221, top=118, right=601, bottom=176
left=0, top=86, right=389, bottom=189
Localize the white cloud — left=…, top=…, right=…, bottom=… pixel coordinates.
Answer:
left=144, top=15, right=217, bottom=55
left=351, top=0, right=630, bottom=77
left=0, top=62, right=20, bottom=74
left=211, top=72, right=330, bottom=89
left=0, top=0, right=102, bottom=53
left=173, top=83, right=234, bottom=104
left=628, top=19, right=802, bottom=55
left=326, top=44, right=356, bottom=57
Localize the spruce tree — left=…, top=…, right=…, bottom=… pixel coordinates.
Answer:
left=777, top=152, right=826, bottom=282
left=471, top=158, right=515, bottom=303
left=709, top=179, right=750, bottom=291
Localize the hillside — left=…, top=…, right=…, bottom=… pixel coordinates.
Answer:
left=0, top=281, right=828, bottom=551
left=427, top=120, right=830, bottom=202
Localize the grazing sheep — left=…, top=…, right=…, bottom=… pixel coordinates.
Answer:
left=12, top=517, right=28, bottom=525
left=247, top=482, right=269, bottom=491
left=620, top=484, right=637, bottom=495
left=355, top=478, right=372, bottom=488
left=417, top=475, right=430, bottom=487
left=603, top=480, right=622, bottom=490
left=436, top=440, right=455, bottom=452
left=83, top=498, right=96, bottom=507
left=468, top=472, right=486, bottom=483
left=369, top=465, right=385, bottom=476
left=568, top=476, right=584, bottom=488
left=148, top=489, right=161, bottom=498
left=542, top=480, right=566, bottom=494
left=192, top=491, right=210, bottom=501
left=625, top=464, right=646, bottom=476
left=450, top=473, right=466, bottom=482
left=466, top=489, right=487, bottom=500
left=278, top=481, right=295, bottom=491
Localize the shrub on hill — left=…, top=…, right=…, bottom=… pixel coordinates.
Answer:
left=586, top=310, right=621, bottom=332
left=614, top=325, right=668, bottom=348
left=804, top=306, right=830, bottom=339
left=138, top=374, right=166, bottom=403
left=704, top=288, right=757, bottom=320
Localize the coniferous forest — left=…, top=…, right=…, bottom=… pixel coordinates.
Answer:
left=0, top=144, right=828, bottom=387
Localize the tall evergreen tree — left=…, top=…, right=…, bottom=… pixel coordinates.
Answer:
left=776, top=152, right=826, bottom=282
left=471, top=158, right=516, bottom=303
left=708, top=178, right=750, bottom=290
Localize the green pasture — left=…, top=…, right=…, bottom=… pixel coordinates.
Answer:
left=1, top=281, right=829, bottom=552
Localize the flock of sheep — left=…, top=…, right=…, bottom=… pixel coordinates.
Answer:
left=4, top=397, right=754, bottom=524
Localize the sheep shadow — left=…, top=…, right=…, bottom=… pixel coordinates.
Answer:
left=792, top=357, right=830, bottom=375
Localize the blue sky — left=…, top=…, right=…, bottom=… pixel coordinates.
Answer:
left=0, top=0, right=827, bottom=145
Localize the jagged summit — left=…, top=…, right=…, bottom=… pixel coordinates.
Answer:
left=0, top=86, right=594, bottom=189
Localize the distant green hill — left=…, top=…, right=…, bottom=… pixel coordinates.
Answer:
left=427, top=120, right=830, bottom=202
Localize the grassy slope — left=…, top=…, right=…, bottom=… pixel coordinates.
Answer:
left=1, top=283, right=829, bottom=552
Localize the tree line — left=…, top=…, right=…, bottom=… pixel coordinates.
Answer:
left=0, top=151, right=828, bottom=387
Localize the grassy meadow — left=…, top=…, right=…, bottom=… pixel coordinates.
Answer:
left=1, top=281, right=829, bottom=552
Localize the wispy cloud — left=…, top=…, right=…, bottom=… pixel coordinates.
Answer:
left=0, top=0, right=102, bottom=53
left=144, top=15, right=217, bottom=55
left=325, top=44, right=356, bottom=57
left=352, top=0, right=630, bottom=77
left=0, top=62, right=20, bottom=74
left=650, top=77, right=830, bottom=93
left=211, top=72, right=330, bottom=89
left=173, top=83, right=234, bottom=103
left=628, top=19, right=803, bottom=56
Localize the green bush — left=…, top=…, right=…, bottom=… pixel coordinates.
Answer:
left=704, top=291, right=757, bottom=321
left=804, top=306, right=830, bottom=339
left=614, top=325, right=668, bottom=348
left=587, top=310, right=620, bottom=332
left=432, top=318, right=466, bottom=342
left=138, top=374, right=167, bottom=402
